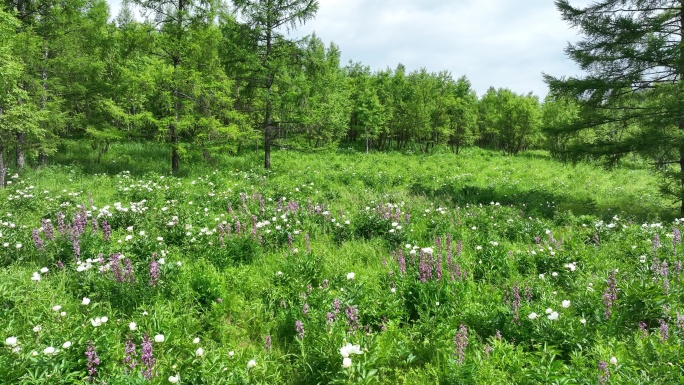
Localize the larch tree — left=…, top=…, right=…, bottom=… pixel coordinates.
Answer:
left=231, top=0, right=318, bottom=169
left=545, top=0, right=684, bottom=212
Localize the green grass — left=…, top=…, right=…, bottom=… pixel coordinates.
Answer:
left=0, top=143, right=682, bottom=384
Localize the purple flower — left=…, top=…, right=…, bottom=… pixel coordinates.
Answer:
left=141, top=335, right=155, bottom=379
left=638, top=321, right=648, bottom=338
left=124, top=338, right=138, bottom=372
left=264, top=335, right=272, bottom=350
left=42, top=219, right=54, bottom=241
left=598, top=361, right=610, bottom=385
left=109, top=253, right=124, bottom=283
left=453, top=324, right=469, bottom=364
left=659, top=319, right=669, bottom=342
left=149, top=253, right=160, bottom=286
left=32, top=229, right=44, bottom=251
left=101, top=220, right=111, bottom=242
left=303, top=303, right=310, bottom=316
left=85, top=342, right=100, bottom=382
left=345, top=305, right=360, bottom=331
left=295, top=320, right=305, bottom=340
left=603, top=271, right=618, bottom=320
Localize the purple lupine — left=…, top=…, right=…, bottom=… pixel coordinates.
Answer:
left=101, top=219, right=111, bottom=242
left=149, top=254, right=160, bottom=286
left=638, top=321, right=648, bottom=338
left=124, top=338, right=138, bottom=372
left=675, top=261, right=682, bottom=274
left=124, top=258, right=135, bottom=285
left=653, top=233, right=661, bottom=255
left=32, top=229, right=44, bottom=251
left=659, top=319, right=669, bottom=342
left=91, top=217, right=99, bottom=234
left=42, top=219, right=54, bottom=241
left=303, top=303, right=310, bottom=317
left=603, top=271, right=618, bottom=320
left=397, top=249, right=406, bottom=276
left=57, top=212, right=67, bottom=234
left=483, top=344, right=493, bottom=356
left=673, top=228, right=681, bottom=245
left=345, top=305, right=360, bottom=331
left=109, top=253, right=124, bottom=283
left=72, top=237, right=81, bottom=260
left=141, top=335, right=155, bottom=380
left=321, top=279, right=329, bottom=289
left=288, top=233, right=294, bottom=252
left=295, top=320, right=305, bottom=340
left=264, top=335, right=272, bottom=350
left=453, top=324, right=469, bottom=364
left=333, top=298, right=341, bottom=314
left=227, top=202, right=234, bottom=216
left=85, top=342, right=100, bottom=382
left=598, top=361, right=610, bottom=385
left=225, top=223, right=232, bottom=237
left=56, top=260, right=64, bottom=269
left=506, top=284, right=522, bottom=324
left=326, top=312, right=336, bottom=325
left=677, top=313, right=684, bottom=332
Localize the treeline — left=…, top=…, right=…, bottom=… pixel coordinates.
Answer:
left=0, top=0, right=567, bottom=177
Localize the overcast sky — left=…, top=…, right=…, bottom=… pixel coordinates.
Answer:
left=108, top=0, right=592, bottom=98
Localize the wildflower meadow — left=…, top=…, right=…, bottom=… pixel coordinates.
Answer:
left=1, top=146, right=683, bottom=384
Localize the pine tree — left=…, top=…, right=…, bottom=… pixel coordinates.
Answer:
left=545, top=0, right=684, bottom=212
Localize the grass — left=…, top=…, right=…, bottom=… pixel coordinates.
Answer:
left=0, top=142, right=682, bottom=384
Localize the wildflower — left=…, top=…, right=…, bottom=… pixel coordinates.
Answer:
left=603, top=271, right=618, bottom=319
left=5, top=337, right=18, bottom=347
left=247, top=359, right=257, bottom=369
left=345, top=305, right=360, bottom=331
left=31, top=272, right=41, bottom=282
left=342, top=357, right=352, bottom=368
left=391, top=287, right=396, bottom=294
left=86, top=342, right=100, bottom=382
left=346, top=272, right=355, bottom=280
left=141, top=335, right=155, bottom=379
left=196, top=347, right=204, bottom=357
left=193, top=337, right=200, bottom=344
left=659, top=319, right=669, bottom=342
left=264, top=335, right=272, bottom=350
left=609, top=356, right=617, bottom=365
left=82, top=297, right=91, bottom=306
left=580, top=318, right=587, bottom=324
left=40, top=267, right=48, bottom=274
left=62, top=341, right=72, bottom=349
left=295, top=320, right=305, bottom=340
left=548, top=311, right=559, bottom=320
left=598, top=361, right=610, bottom=385
left=154, top=334, right=164, bottom=343
left=228, top=350, right=234, bottom=357
left=528, top=312, right=538, bottom=320
left=339, top=343, right=363, bottom=358
left=168, top=375, right=180, bottom=383
left=124, top=338, right=137, bottom=372
left=562, top=300, right=571, bottom=308
left=33, top=325, right=42, bottom=333
left=149, top=254, right=161, bottom=286
left=52, top=305, right=62, bottom=312
left=453, top=324, right=469, bottom=364
left=129, top=322, right=137, bottom=331
left=545, top=308, right=553, bottom=314
left=44, top=346, right=56, bottom=355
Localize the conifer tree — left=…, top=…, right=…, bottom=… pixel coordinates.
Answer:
left=545, top=0, right=684, bottom=212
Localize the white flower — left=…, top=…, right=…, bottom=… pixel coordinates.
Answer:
left=90, top=318, right=103, bottom=327
left=247, top=359, right=257, bottom=369
left=339, top=343, right=363, bottom=358
left=551, top=272, right=558, bottom=277
left=60, top=311, right=66, bottom=317
left=391, top=287, right=396, bottom=294
left=62, top=341, right=72, bottom=349
left=154, top=334, right=165, bottom=343
left=193, top=337, right=200, bottom=344
left=43, top=346, right=56, bottom=355
left=196, top=347, right=204, bottom=357
left=580, top=318, right=586, bottom=324
left=528, top=312, right=538, bottom=320
left=346, top=272, right=355, bottom=280
left=31, top=272, right=41, bottom=282
left=82, top=297, right=91, bottom=306
left=538, top=274, right=545, bottom=279
left=129, top=322, right=137, bottom=331
left=100, top=316, right=108, bottom=323
left=5, top=336, right=18, bottom=347
left=33, top=325, right=42, bottom=333
left=610, top=356, right=617, bottom=365
left=52, top=305, right=62, bottom=312
left=40, top=267, right=49, bottom=274
left=548, top=311, right=559, bottom=321
left=545, top=308, right=553, bottom=314
left=168, top=374, right=180, bottom=383
left=228, top=350, right=234, bottom=357
left=16, top=243, right=22, bottom=249
left=342, top=357, right=352, bottom=368
left=562, top=300, right=571, bottom=308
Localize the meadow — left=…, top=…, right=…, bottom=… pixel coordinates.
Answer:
left=0, top=143, right=683, bottom=384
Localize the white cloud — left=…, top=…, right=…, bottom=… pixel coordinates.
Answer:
left=107, top=0, right=594, bottom=97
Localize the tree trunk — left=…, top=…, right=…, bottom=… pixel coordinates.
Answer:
left=16, top=132, right=25, bottom=169
left=264, top=125, right=271, bottom=169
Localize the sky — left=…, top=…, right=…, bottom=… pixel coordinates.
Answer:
left=107, top=0, right=592, bottom=98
